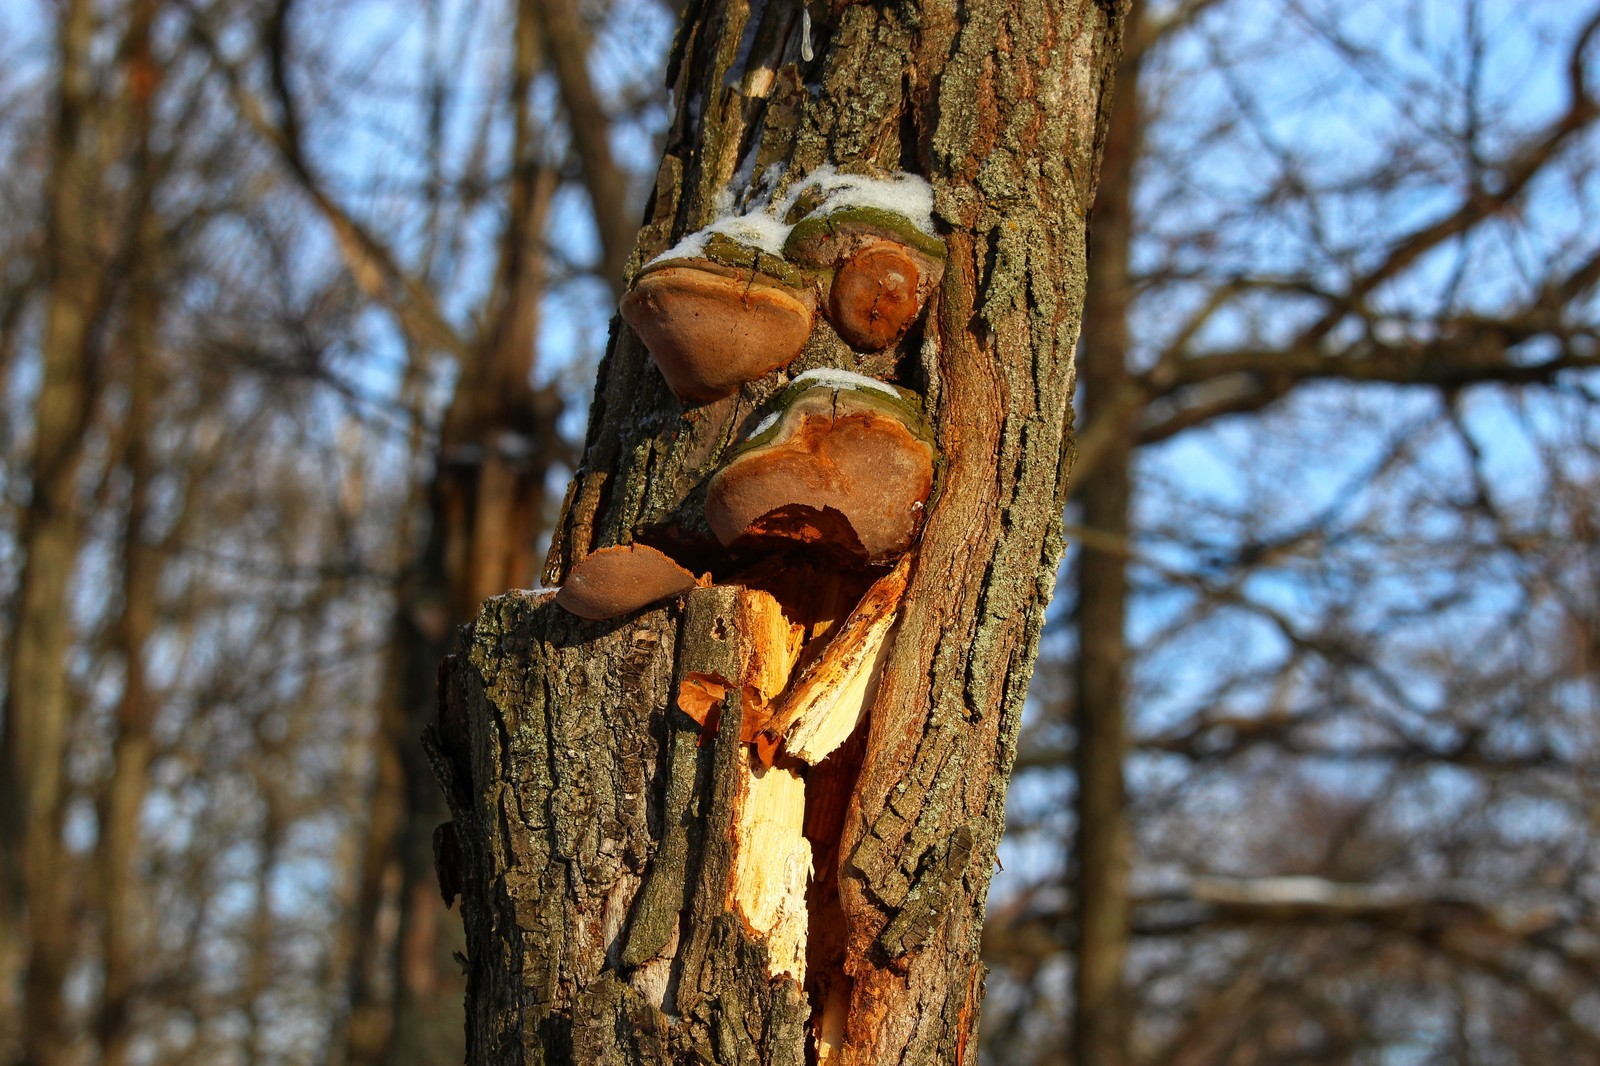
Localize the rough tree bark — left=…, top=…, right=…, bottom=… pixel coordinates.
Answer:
left=430, top=0, right=1126, bottom=1060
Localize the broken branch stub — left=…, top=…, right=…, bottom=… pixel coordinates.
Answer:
left=705, top=378, right=937, bottom=564
left=675, top=586, right=802, bottom=735
left=674, top=585, right=814, bottom=982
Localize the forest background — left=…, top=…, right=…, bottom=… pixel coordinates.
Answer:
left=1, top=0, right=1597, bottom=1064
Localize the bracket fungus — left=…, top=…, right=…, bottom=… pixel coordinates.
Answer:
left=620, top=251, right=815, bottom=402
left=827, top=243, right=923, bottom=350
left=705, top=370, right=937, bottom=563
left=554, top=543, right=703, bottom=620
left=784, top=206, right=946, bottom=352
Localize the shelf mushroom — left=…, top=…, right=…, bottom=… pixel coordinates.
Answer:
left=554, top=543, right=703, bottom=620
left=783, top=206, right=946, bottom=351
left=620, top=238, right=816, bottom=402
left=705, top=370, right=937, bottom=564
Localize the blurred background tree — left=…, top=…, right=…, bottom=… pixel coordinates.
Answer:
left=0, top=0, right=667, bottom=1062
left=0, top=0, right=1596, bottom=1065
left=985, top=1, right=1600, bottom=1063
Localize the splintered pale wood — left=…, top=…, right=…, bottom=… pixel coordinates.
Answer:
left=815, top=981, right=850, bottom=1065
left=736, top=559, right=872, bottom=654
left=674, top=584, right=812, bottom=981
left=675, top=587, right=802, bottom=734
left=729, top=752, right=811, bottom=980
left=754, top=558, right=909, bottom=765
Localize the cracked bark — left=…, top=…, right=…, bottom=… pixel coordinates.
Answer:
left=432, top=0, right=1125, bottom=1060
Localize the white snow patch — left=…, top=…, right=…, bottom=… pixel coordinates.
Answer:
left=778, top=165, right=937, bottom=237
left=649, top=229, right=712, bottom=265
left=649, top=211, right=792, bottom=265
left=791, top=368, right=900, bottom=397
left=757, top=162, right=788, bottom=199
left=647, top=167, right=937, bottom=268
left=747, top=410, right=782, bottom=439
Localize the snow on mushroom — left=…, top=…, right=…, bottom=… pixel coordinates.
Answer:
left=621, top=169, right=946, bottom=402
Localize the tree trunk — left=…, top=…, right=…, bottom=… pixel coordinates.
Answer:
left=431, top=0, right=1126, bottom=1060
left=96, top=259, right=159, bottom=1066
left=1071, top=2, right=1141, bottom=1063
left=95, top=9, right=164, bottom=1063
left=1, top=2, right=106, bottom=1061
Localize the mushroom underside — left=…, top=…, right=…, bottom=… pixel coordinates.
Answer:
left=707, top=411, right=933, bottom=562
left=620, top=266, right=814, bottom=401
left=555, top=543, right=700, bottom=619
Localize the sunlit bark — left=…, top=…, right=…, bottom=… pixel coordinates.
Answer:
left=435, top=0, right=1127, bottom=1059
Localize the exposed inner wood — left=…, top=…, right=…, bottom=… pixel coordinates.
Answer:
left=803, top=720, right=870, bottom=1063
left=738, top=587, right=807, bottom=707
left=737, top=558, right=869, bottom=660
left=814, top=979, right=850, bottom=1063
left=664, top=562, right=911, bottom=1023
left=675, top=587, right=803, bottom=737
left=754, top=558, right=908, bottom=765
left=728, top=751, right=812, bottom=980
left=689, top=583, right=812, bottom=981
left=686, top=569, right=898, bottom=999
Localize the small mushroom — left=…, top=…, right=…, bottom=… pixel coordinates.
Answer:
left=555, top=543, right=701, bottom=620
left=783, top=207, right=945, bottom=352
left=619, top=259, right=815, bottom=402
left=705, top=372, right=937, bottom=563
left=829, top=242, right=922, bottom=349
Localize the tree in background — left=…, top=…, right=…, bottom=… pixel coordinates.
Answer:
left=984, top=1, right=1600, bottom=1062
left=0, top=0, right=663, bottom=1062
left=205, top=0, right=642, bottom=1058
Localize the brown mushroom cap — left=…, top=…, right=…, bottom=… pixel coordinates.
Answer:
left=782, top=209, right=944, bottom=352
left=705, top=380, right=936, bottom=563
left=555, top=543, right=700, bottom=620
left=619, top=262, right=815, bottom=402
left=829, top=242, right=923, bottom=350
